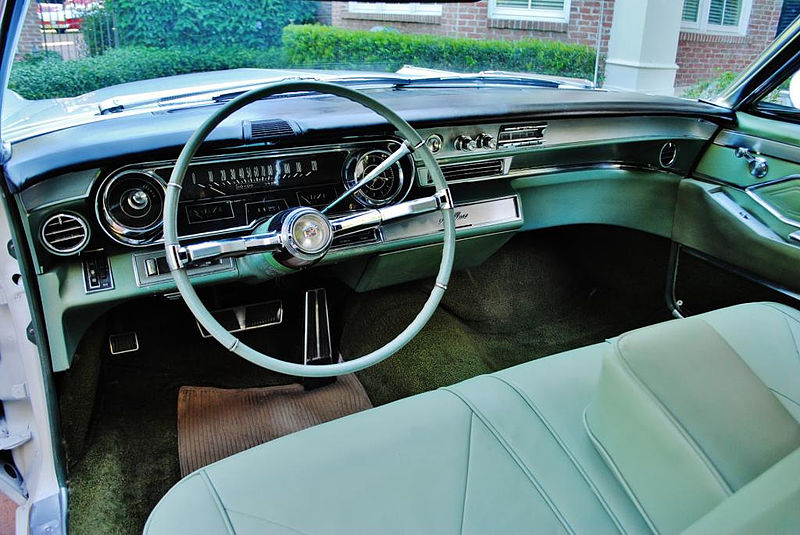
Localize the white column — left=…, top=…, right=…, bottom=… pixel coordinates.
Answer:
left=603, top=0, right=683, bottom=95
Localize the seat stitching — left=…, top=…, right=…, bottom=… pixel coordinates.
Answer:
left=200, top=470, right=237, bottom=535
left=778, top=312, right=800, bottom=365
left=583, top=410, right=660, bottom=535
left=441, top=386, right=576, bottom=535
left=223, top=507, right=312, bottom=535
left=613, top=328, right=733, bottom=495
left=488, top=375, right=627, bottom=535
left=458, top=414, right=473, bottom=535
left=770, top=387, right=800, bottom=409
left=709, top=305, right=800, bottom=410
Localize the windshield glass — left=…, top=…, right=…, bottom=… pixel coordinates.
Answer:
left=5, top=1, right=792, bottom=115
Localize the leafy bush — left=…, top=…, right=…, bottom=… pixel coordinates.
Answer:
left=282, top=24, right=596, bottom=79
left=681, top=70, right=737, bottom=100
left=9, top=46, right=287, bottom=100
left=109, top=0, right=317, bottom=49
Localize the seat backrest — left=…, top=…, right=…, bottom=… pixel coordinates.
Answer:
left=584, top=314, right=800, bottom=535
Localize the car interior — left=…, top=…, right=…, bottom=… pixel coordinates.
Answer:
left=1, top=4, right=800, bottom=535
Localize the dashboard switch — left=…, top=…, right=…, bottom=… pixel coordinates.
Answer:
left=82, top=252, right=114, bottom=293
left=145, top=258, right=158, bottom=277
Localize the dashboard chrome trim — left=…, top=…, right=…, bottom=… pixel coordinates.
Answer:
left=95, top=169, right=166, bottom=246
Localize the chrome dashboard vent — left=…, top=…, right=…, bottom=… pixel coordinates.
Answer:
left=244, top=119, right=296, bottom=142
left=441, top=159, right=504, bottom=182
left=659, top=142, right=677, bottom=168
left=498, top=123, right=547, bottom=148
left=40, top=212, right=89, bottom=255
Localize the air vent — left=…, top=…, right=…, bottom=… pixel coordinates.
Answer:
left=498, top=123, right=547, bottom=148
left=243, top=119, right=296, bottom=142
left=441, top=159, right=504, bottom=182
left=40, top=213, right=89, bottom=255
left=659, top=142, right=677, bottom=168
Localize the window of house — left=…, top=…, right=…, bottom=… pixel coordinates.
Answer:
left=348, top=2, right=443, bottom=16
left=681, top=0, right=752, bottom=35
left=488, top=0, right=571, bottom=23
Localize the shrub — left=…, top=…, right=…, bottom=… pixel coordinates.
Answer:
left=681, top=70, right=737, bottom=100
left=109, top=0, right=317, bottom=49
left=9, top=46, right=287, bottom=100
left=282, top=24, right=596, bottom=79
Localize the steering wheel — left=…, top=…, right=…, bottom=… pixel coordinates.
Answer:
left=164, top=81, right=455, bottom=377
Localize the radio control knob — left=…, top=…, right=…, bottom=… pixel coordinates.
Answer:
left=454, top=135, right=477, bottom=152
left=477, top=133, right=497, bottom=150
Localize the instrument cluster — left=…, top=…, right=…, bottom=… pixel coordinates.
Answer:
left=95, top=140, right=415, bottom=247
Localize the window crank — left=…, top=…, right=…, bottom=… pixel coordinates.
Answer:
left=735, top=147, right=768, bottom=179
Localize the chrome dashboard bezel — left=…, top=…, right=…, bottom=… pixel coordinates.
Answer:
left=96, top=169, right=167, bottom=246
left=343, top=146, right=408, bottom=208
left=95, top=138, right=415, bottom=248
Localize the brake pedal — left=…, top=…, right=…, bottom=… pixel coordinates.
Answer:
left=196, top=300, right=283, bottom=338
left=109, top=332, right=139, bottom=355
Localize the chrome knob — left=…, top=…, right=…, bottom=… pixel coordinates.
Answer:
left=454, top=135, right=477, bottom=152
left=735, top=147, right=768, bottom=179
left=425, top=134, right=443, bottom=154
left=477, top=133, right=496, bottom=150
left=127, top=189, right=150, bottom=210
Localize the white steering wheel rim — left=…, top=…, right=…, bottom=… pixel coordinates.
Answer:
left=163, top=80, right=456, bottom=377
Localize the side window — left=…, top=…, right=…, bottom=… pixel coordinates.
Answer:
left=756, top=71, right=798, bottom=112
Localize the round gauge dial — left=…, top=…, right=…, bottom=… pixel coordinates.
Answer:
left=344, top=149, right=406, bottom=208
left=98, top=170, right=165, bottom=246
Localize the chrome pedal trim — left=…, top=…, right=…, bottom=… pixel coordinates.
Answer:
left=304, top=288, right=333, bottom=365
left=196, top=300, right=283, bottom=338
left=109, top=332, right=139, bottom=355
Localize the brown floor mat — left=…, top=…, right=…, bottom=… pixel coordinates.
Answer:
left=177, top=374, right=373, bottom=476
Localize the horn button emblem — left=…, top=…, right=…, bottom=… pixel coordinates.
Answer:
left=283, top=208, right=333, bottom=259
left=302, top=223, right=319, bottom=240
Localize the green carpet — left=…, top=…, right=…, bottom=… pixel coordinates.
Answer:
left=63, top=298, right=295, bottom=535
left=345, top=227, right=671, bottom=404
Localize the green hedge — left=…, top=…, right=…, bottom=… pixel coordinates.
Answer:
left=109, top=0, right=317, bottom=49
left=9, top=46, right=286, bottom=100
left=10, top=25, right=598, bottom=100
left=282, top=24, right=596, bottom=79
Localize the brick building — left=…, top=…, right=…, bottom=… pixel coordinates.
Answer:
left=333, top=0, right=786, bottom=89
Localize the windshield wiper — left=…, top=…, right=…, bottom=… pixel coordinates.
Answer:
left=209, top=75, right=417, bottom=103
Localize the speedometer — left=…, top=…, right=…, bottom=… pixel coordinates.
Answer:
left=343, top=149, right=407, bottom=208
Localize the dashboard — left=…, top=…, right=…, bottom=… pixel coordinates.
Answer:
left=8, top=84, right=733, bottom=371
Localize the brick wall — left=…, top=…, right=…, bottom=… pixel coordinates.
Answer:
left=16, top=1, right=42, bottom=58
left=675, top=0, right=782, bottom=87
left=332, top=0, right=613, bottom=63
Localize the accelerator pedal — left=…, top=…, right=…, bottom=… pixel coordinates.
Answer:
left=303, top=288, right=336, bottom=389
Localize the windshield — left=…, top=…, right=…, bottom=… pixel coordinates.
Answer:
left=5, top=1, right=792, bottom=117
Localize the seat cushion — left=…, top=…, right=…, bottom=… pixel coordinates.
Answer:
left=145, top=342, right=649, bottom=535
left=585, top=302, right=800, bottom=535
left=683, top=446, right=800, bottom=535
left=145, top=302, right=800, bottom=535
